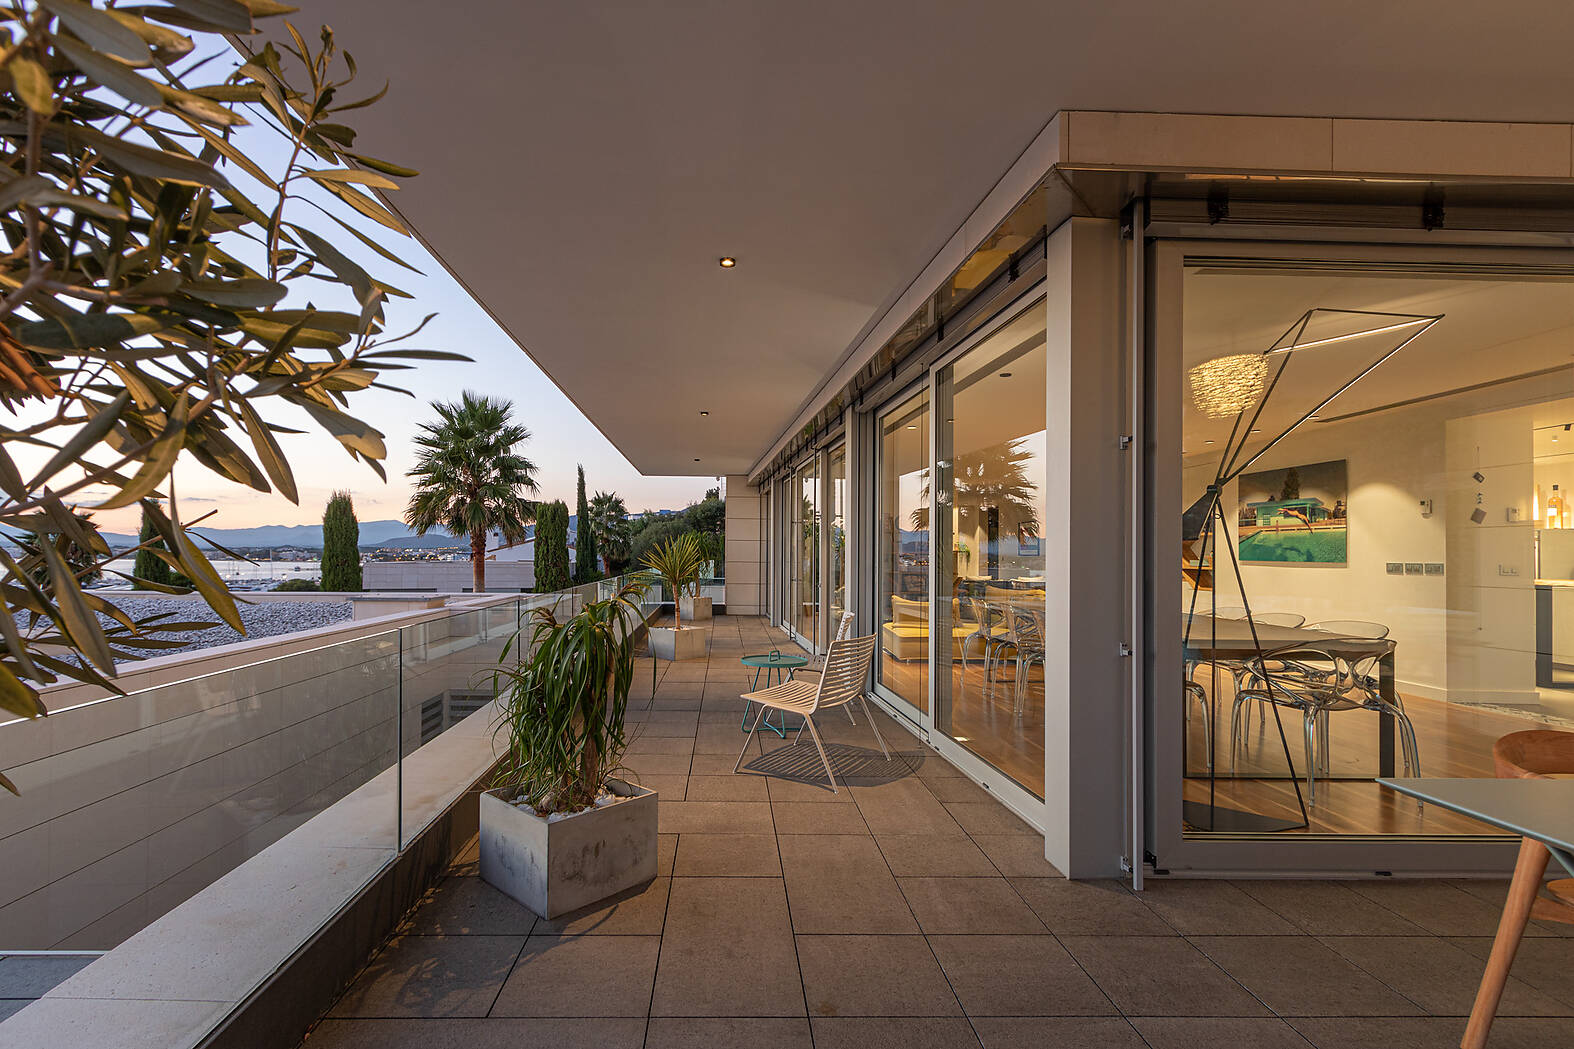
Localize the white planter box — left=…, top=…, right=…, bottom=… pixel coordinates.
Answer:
left=649, top=624, right=708, bottom=661
left=679, top=594, right=713, bottom=621
left=479, top=779, right=658, bottom=918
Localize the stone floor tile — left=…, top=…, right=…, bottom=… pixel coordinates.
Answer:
left=850, top=780, right=964, bottom=837
left=920, top=776, right=993, bottom=804
left=1059, top=935, right=1266, bottom=1017
left=629, top=774, right=688, bottom=800
left=303, top=1017, right=647, bottom=1048
left=645, top=1016, right=813, bottom=1049
left=810, top=1017, right=982, bottom=1049
left=796, top=934, right=960, bottom=1017
left=651, top=877, right=803, bottom=1016
left=1346, top=880, right=1515, bottom=937
left=1129, top=1016, right=1313, bottom=1048
left=401, top=877, right=537, bottom=936
left=1448, top=935, right=1574, bottom=1007
left=1323, top=934, right=1570, bottom=1016
left=973, top=1016, right=1148, bottom=1048
left=778, top=835, right=919, bottom=934
left=928, top=934, right=1116, bottom=1016
left=532, top=877, right=670, bottom=936
left=1288, top=1016, right=1466, bottom=1049
left=1231, top=880, right=1428, bottom=936
left=625, top=753, right=694, bottom=777
left=673, top=833, right=783, bottom=877
left=1135, top=879, right=1296, bottom=936
left=941, top=802, right=1035, bottom=836
left=658, top=800, right=773, bottom=834
left=1190, top=934, right=1424, bottom=1016
left=686, top=774, right=771, bottom=801
left=772, top=801, right=870, bottom=834
left=876, top=834, right=998, bottom=877
left=969, top=834, right=1061, bottom=877
left=624, top=736, right=696, bottom=754
left=491, top=935, right=659, bottom=1017
left=690, top=752, right=765, bottom=776
left=328, top=935, right=524, bottom=1018
left=766, top=775, right=858, bottom=803
left=898, top=877, right=1045, bottom=934
left=1011, top=878, right=1174, bottom=936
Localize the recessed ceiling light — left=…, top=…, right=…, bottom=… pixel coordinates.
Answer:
left=998, top=372, right=1012, bottom=378
left=1204, top=440, right=1215, bottom=445
left=699, top=410, right=709, bottom=416
left=693, top=457, right=701, bottom=462
left=1250, top=428, right=1262, bottom=434
left=906, top=424, right=917, bottom=430
left=718, top=257, right=736, bottom=268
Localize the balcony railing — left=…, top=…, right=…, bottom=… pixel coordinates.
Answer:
left=0, top=574, right=658, bottom=953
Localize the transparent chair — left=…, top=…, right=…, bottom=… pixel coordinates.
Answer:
left=959, top=595, right=1012, bottom=696
left=1233, top=639, right=1416, bottom=803
left=1008, top=606, right=1045, bottom=719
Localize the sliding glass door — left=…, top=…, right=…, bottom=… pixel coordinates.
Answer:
left=787, top=456, right=819, bottom=648
left=875, top=388, right=931, bottom=719
left=932, top=305, right=1049, bottom=798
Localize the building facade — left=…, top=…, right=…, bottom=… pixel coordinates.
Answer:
left=726, top=112, right=1574, bottom=880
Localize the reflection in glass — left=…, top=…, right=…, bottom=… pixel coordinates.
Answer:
left=829, top=447, right=847, bottom=632
left=877, top=390, right=931, bottom=714
left=789, top=457, right=819, bottom=646
left=1179, top=262, right=1574, bottom=839
left=934, top=305, right=1048, bottom=797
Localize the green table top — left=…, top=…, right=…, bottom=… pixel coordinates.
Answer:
left=1379, top=778, right=1574, bottom=873
left=740, top=651, right=809, bottom=669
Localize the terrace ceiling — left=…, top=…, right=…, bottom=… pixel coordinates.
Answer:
left=288, top=1, right=1574, bottom=476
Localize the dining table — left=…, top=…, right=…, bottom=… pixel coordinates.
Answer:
left=1183, top=616, right=1398, bottom=778
left=1379, top=777, right=1574, bottom=1049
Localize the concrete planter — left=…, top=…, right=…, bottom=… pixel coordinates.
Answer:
left=649, top=624, right=709, bottom=661
left=679, top=594, right=713, bottom=621
left=479, top=779, right=658, bottom=918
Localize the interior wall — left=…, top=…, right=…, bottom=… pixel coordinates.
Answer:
left=1183, top=405, right=1450, bottom=697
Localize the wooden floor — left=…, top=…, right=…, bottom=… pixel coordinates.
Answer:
left=1186, top=683, right=1567, bottom=836
left=880, top=652, right=1044, bottom=799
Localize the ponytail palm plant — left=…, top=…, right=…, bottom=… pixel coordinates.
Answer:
left=640, top=533, right=706, bottom=629
left=493, top=576, right=649, bottom=814
left=405, top=392, right=538, bottom=593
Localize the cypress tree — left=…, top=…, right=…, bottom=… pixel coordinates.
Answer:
left=535, top=500, right=571, bottom=592
left=574, top=464, right=599, bottom=583
left=132, top=505, right=172, bottom=589
left=320, top=490, right=363, bottom=592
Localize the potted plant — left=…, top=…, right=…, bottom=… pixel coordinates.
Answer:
left=641, top=533, right=710, bottom=659
left=480, top=576, right=657, bottom=917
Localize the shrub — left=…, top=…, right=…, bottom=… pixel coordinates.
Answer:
left=320, top=491, right=362, bottom=592
left=535, top=500, right=571, bottom=593
left=273, top=578, right=320, bottom=592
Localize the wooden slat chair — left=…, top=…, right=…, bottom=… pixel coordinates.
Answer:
left=734, top=633, right=884, bottom=792
left=1465, top=729, right=1574, bottom=1049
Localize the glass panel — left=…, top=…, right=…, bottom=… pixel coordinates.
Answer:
left=829, top=446, right=848, bottom=634
left=877, top=389, right=931, bottom=714
left=1177, top=260, right=1574, bottom=838
left=934, top=305, right=1048, bottom=797
left=0, top=630, right=400, bottom=950
left=785, top=457, right=820, bottom=646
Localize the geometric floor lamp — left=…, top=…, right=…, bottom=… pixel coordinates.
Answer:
left=1181, top=307, right=1442, bottom=833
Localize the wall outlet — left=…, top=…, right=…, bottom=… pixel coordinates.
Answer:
left=1425, top=563, right=1445, bottom=576
left=1386, top=562, right=1404, bottom=575
left=1498, top=564, right=1521, bottom=576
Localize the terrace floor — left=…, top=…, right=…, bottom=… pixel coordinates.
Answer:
left=300, top=616, right=1574, bottom=1049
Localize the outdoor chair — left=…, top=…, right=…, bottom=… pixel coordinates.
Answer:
left=734, top=633, right=885, bottom=792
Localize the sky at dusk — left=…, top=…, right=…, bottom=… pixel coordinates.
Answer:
left=14, top=45, right=714, bottom=536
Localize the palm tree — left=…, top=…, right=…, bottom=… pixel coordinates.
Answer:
left=588, top=490, right=634, bottom=574
left=405, top=392, right=539, bottom=593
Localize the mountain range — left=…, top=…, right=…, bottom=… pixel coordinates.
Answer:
left=94, top=517, right=586, bottom=551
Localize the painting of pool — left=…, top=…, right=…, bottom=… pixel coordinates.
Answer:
left=1238, top=527, right=1348, bottom=563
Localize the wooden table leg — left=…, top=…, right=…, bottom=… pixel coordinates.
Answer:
left=1463, top=836, right=1550, bottom=1049
left=1378, top=650, right=1396, bottom=778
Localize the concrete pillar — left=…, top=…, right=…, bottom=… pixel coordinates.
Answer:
left=723, top=475, right=765, bottom=614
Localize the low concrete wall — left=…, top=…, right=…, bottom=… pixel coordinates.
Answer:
left=364, top=560, right=536, bottom=592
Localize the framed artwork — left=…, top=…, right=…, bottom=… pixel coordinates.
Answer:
left=1017, top=524, right=1041, bottom=557
left=1236, top=459, right=1348, bottom=564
